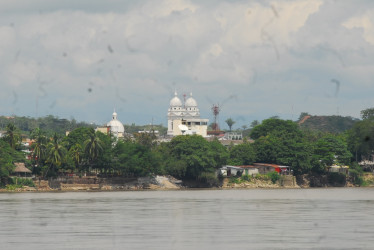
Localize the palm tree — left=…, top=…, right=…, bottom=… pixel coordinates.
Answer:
left=31, top=128, right=47, bottom=168
left=84, top=130, right=103, bottom=167
left=4, top=123, right=20, bottom=149
left=225, top=118, right=236, bottom=132
left=69, top=143, right=82, bottom=173
left=45, top=133, right=67, bottom=177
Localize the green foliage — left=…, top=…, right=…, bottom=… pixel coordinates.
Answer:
left=251, top=118, right=312, bottom=175
left=228, top=176, right=241, bottom=184
left=11, top=177, right=35, bottom=187
left=299, top=115, right=357, bottom=134
left=225, top=118, right=235, bottom=131
left=4, top=178, right=35, bottom=190
left=311, top=134, right=352, bottom=173
left=360, top=108, right=374, bottom=120
left=64, top=127, right=93, bottom=150
left=113, top=140, right=161, bottom=177
left=228, top=142, right=256, bottom=165
left=84, top=129, right=104, bottom=164
left=298, top=112, right=310, bottom=122
left=241, top=174, right=252, bottom=182
left=0, top=115, right=97, bottom=137
left=250, top=118, right=302, bottom=140
left=250, top=120, right=260, bottom=128
left=347, top=119, right=374, bottom=161
left=253, top=174, right=270, bottom=181
left=0, top=139, right=25, bottom=184
left=267, top=171, right=280, bottom=184
left=162, top=135, right=227, bottom=180
left=3, top=123, right=21, bottom=149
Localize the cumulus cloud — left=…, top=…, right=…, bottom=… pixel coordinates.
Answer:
left=0, top=0, right=374, bottom=126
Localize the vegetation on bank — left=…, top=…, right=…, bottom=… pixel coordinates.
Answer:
left=1, top=108, right=374, bottom=188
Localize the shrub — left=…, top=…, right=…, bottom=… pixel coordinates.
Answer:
left=241, top=175, right=252, bottom=182
left=6, top=184, right=23, bottom=190
left=266, top=171, right=280, bottom=184
left=255, top=174, right=270, bottom=181
left=228, top=176, right=241, bottom=184
left=11, top=177, right=35, bottom=187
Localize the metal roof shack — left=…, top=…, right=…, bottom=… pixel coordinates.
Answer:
left=253, top=163, right=292, bottom=174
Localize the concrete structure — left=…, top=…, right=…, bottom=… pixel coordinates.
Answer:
left=328, top=164, right=349, bottom=174
left=167, top=91, right=209, bottom=137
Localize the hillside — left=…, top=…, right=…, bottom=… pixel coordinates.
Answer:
left=298, top=115, right=359, bottom=133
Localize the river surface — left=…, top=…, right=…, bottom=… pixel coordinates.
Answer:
left=1, top=188, right=374, bottom=250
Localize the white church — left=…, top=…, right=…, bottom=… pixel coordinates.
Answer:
left=97, top=91, right=208, bottom=138
left=167, top=91, right=209, bottom=137
left=96, top=111, right=125, bottom=138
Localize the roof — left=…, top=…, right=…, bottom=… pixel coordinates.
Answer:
left=170, top=91, right=182, bottom=107
left=185, top=93, right=197, bottom=107
left=13, top=163, right=32, bottom=173
left=253, top=163, right=291, bottom=169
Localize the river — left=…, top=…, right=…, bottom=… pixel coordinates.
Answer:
left=1, top=188, right=374, bottom=249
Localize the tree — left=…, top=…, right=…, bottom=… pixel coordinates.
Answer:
left=250, top=118, right=302, bottom=140
left=165, top=135, right=226, bottom=180
left=113, top=139, right=160, bottom=177
left=251, top=118, right=312, bottom=174
left=360, top=108, right=374, bottom=120
left=46, top=133, right=67, bottom=177
left=225, top=118, right=235, bottom=131
left=311, top=134, right=351, bottom=173
left=228, top=142, right=256, bottom=166
left=298, top=112, right=310, bottom=121
left=64, top=127, right=94, bottom=150
left=250, top=120, right=260, bottom=128
left=347, top=119, right=374, bottom=161
left=84, top=129, right=103, bottom=166
left=30, top=128, right=48, bottom=173
left=4, top=123, right=20, bottom=149
left=0, top=139, right=25, bottom=185
left=68, top=144, right=83, bottom=173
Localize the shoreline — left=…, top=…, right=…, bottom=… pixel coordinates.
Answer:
left=1, top=185, right=370, bottom=193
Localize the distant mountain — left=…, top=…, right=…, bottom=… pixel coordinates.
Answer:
left=298, top=115, right=359, bottom=133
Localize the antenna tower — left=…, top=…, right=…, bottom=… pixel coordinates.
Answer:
left=211, top=104, right=221, bottom=131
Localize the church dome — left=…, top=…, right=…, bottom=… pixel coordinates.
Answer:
left=170, top=91, right=182, bottom=107
left=107, top=111, right=125, bottom=134
left=185, top=93, right=198, bottom=107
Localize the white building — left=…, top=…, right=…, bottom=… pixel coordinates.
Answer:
left=167, top=91, right=209, bottom=137
left=96, top=111, right=125, bottom=138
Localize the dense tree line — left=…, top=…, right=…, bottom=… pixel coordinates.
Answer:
left=1, top=108, right=374, bottom=186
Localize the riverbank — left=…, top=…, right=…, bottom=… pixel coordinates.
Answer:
left=2, top=173, right=373, bottom=192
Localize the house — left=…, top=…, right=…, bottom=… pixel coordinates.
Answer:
left=218, top=166, right=243, bottom=177
left=218, top=165, right=259, bottom=177
left=253, top=163, right=292, bottom=175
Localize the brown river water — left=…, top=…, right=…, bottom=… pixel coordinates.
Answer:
left=1, top=188, right=374, bottom=250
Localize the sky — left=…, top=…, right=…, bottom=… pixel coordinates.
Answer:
left=1, top=0, right=374, bottom=129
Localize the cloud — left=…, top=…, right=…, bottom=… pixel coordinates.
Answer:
left=343, top=10, right=374, bottom=45
left=1, top=0, right=374, bottom=126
